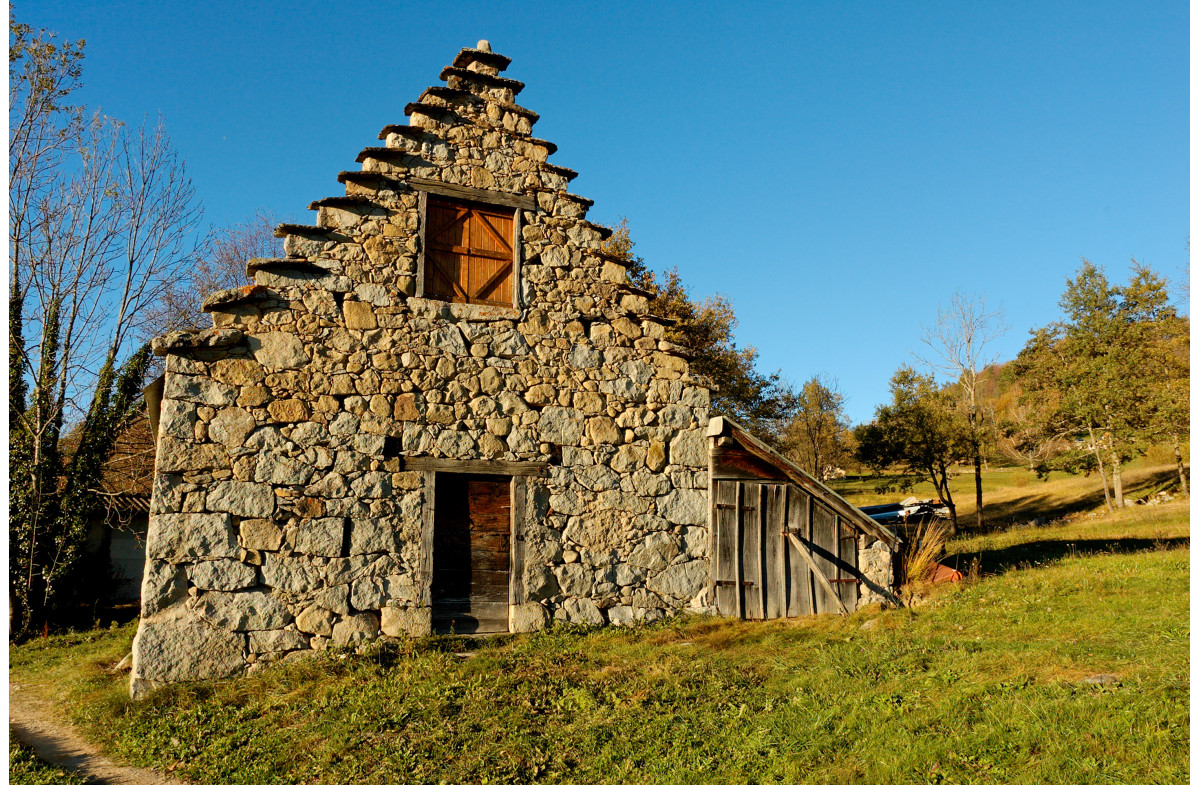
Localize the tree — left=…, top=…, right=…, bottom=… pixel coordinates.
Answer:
left=9, top=20, right=203, bottom=636
left=601, top=220, right=797, bottom=445
left=1012, top=260, right=1179, bottom=509
left=854, top=366, right=971, bottom=534
left=142, top=208, right=280, bottom=337
left=782, top=375, right=851, bottom=479
left=916, top=291, right=1007, bottom=529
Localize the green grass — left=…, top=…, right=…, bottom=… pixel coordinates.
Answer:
left=10, top=502, right=1189, bottom=785
left=9, top=731, right=90, bottom=785
left=829, top=459, right=1185, bottom=529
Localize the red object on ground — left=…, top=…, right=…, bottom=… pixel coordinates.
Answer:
left=930, top=563, right=963, bottom=583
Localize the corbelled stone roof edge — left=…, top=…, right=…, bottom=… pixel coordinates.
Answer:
left=202, top=285, right=275, bottom=313
left=439, top=66, right=525, bottom=96
left=417, top=86, right=541, bottom=121
left=245, top=257, right=337, bottom=276
left=273, top=223, right=347, bottom=239
left=308, top=195, right=381, bottom=210
left=151, top=328, right=245, bottom=356
left=452, top=46, right=512, bottom=71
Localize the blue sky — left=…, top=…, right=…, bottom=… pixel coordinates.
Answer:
left=15, top=1, right=1188, bottom=423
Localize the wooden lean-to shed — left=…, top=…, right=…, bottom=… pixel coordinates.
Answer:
left=706, top=417, right=900, bottom=618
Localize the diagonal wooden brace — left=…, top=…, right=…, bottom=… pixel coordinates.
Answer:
left=786, top=531, right=849, bottom=616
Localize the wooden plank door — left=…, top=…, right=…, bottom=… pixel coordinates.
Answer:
left=836, top=517, right=860, bottom=610
left=711, top=480, right=741, bottom=617
left=432, top=473, right=511, bottom=633
left=785, top=486, right=815, bottom=617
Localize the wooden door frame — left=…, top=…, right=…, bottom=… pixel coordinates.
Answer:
left=418, top=461, right=532, bottom=633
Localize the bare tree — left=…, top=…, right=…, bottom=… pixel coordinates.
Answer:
left=9, top=20, right=204, bottom=635
left=142, top=209, right=281, bottom=337
left=917, top=291, right=1008, bottom=530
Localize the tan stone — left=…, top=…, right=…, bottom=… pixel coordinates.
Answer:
left=381, top=606, right=431, bottom=638
left=343, top=300, right=377, bottom=330
left=585, top=416, right=621, bottom=445
left=240, top=519, right=283, bottom=551
left=212, top=359, right=265, bottom=386
left=394, top=393, right=419, bottom=421
left=647, top=440, right=668, bottom=472
left=238, top=386, right=271, bottom=408
left=267, top=399, right=309, bottom=422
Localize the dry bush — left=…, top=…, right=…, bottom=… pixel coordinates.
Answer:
left=902, top=516, right=952, bottom=585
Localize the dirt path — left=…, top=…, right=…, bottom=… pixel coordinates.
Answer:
left=9, top=680, right=190, bottom=785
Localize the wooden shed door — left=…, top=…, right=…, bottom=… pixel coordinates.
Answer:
left=712, top=481, right=859, bottom=619
left=432, top=474, right=511, bottom=633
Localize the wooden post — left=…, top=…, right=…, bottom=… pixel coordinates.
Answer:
left=419, top=470, right=436, bottom=608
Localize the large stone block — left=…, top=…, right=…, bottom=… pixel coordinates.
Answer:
left=668, top=429, right=707, bottom=468
left=248, top=332, right=308, bottom=370
left=381, top=605, right=433, bottom=637
left=646, top=559, right=708, bottom=600
left=509, top=603, right=549, bottom=633
left=131, top=611, right=245, bottom=696
left=331, top=611, right=380, bottom=646
left=146, top=513, right=238, bottom=560
left=164, top=374, right=237, bottom=407
left=555, top=597, right=603, bottom=625
left=539, top=407, right=584, bottom=446
left=140, top=560, right=188, bottom=616
left=208, top=407, right=256, bottom=449
left=657, top=488, right=707, bottom=527
left=188, top=560, right=258, bottom=592
left=197, top=588, right=292, bottom=631
left=207, top=481, right=276, bottom=518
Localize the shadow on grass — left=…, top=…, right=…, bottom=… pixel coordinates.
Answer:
left=945, top=535, right=1190, bottom=576
left=978, top=466, right=1182, bottom=528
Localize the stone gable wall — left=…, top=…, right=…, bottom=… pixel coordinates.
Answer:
left=131, top=43, right=712, bottom=695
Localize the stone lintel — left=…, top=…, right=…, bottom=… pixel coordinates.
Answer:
left=151, top=328, right=245, bottom=356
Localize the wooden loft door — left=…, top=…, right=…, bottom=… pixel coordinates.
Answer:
left=425, top=198, right=514, bottom=307
left=431, top=473, right=512, bottom=633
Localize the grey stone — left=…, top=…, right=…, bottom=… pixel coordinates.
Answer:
left=525, top=566, right=559, bottom=601
left=164, top=374, right=237, bottom=407
left=249, top=627, right=309, bottom=654
left=430, top=324, right=467, bottom=355
left=657, top=488, right=706, bottom=527
left=188, top=560, right=258, bottom=592
left=331, top=611, right=380, bottom=646
left=632, top=470, right=671, bottom=496
left=553, top=563, right=594, bottom=595
left=564, top=509, right=630, bottom=553
left=295, top=604, right=336, bottom=636
left=208, top=408, right=256, bottom=448
left=509, top=603, right=549, bottom=633
left=539, top=407, right=584, bottom=446
left=155, top=438, right=227, bottom=473
left=245, top=426, right=287, bottom=451
left=607, top=605, right=636, bottom=626
left=492, top=330, right=528, bottom=357
left=614, top=563, right=645, bottom=587
left=350, top=575, right=403, bottom=611
left=208, top=481, right=276, bottom=518
left=248, top=332, right=308, bottom=370
left=435, top=430, right=475, bottom=458
left=381, top=606, right=432, bottom=637
left=556, top=597, right=603, bottom=625
left=146, top=513, right=237, bottom=560
left=293, top=518, right=345, bottom=557
left=160, top=399, right=198, bottom=440
left=682, top=526, right=708, bottom=558
left=140, top=561, right=188, bottom=615
left=646, top=559, right=708, bottom=600
left=349, top=518, right=400, bottom=555
left=569, top=343, right=602, bottom=369
left=315, top=584, right=351, bottom=615
left=131, top=613, right=244, bottom=690
left=260, top=555, right=320, bottom=594
left=255, top=452, right=316, bottom=486
left=627, top=531, right=679, bottom=570
left=668, top=429, right=707, bottom=468
left=198, top=589, right=292, bottom=631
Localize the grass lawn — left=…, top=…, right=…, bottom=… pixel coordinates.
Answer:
left=829, top=459, right=1184, bottom=529
left=9, top=498, right=1189, bottom=785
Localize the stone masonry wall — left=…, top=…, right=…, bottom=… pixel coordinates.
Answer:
left=131, top=43, right=712, bottom=695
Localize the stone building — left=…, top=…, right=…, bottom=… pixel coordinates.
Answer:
left=131, top=42, right=897, bottom=696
